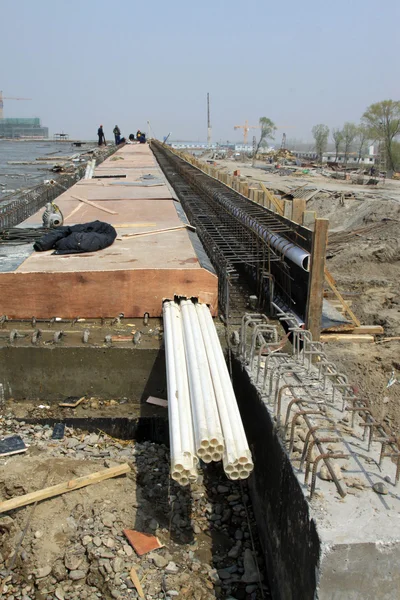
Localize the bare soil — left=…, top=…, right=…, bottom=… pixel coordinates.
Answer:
left=213, top=158, right=400, bottom=434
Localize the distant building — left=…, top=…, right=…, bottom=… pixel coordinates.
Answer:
left=168, top=142, right=217, bottom=150
left=0, top=118, right=49, bottom=139
left=322, top=151, right=376, bottom=165
left=292, top=150, right=318, bottom=160
left=234, top=144, right=253, bottom=153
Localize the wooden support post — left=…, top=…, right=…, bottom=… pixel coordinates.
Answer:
left=226, top=175, right=233, bottom=188
left=284, top=200, right=292, bottom=219
left=292, top=198, right=307, bottom=224
left=306, top=218, right=329, bottom=342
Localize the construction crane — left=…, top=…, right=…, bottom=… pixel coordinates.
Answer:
left=234, top=120, right=259, bottom=145
left=0, top=91, right=32, bottom=119
left=234, top=120, right=295, bottom=145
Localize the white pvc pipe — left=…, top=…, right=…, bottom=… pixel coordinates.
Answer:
left=196, top=303, right=254, bottom=477
left=180, top=300, right=224, bottom=458
left=163, top=301, right=198, bottom=485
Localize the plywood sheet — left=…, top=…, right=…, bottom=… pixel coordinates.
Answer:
left=0, top=268, right=218, bottom=318
left=17, top=229, right=201, bottom=273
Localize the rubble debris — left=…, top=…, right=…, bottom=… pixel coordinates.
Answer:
left=0, top=435, right=27, bottom=457
left=0, top=418, right=267, bottom=599
left=146, top=396, right=168, bottom=408
left=59, top=396, right=86, bottom=408
left=52, top=423, right=65, bottom=440
left=123, top=530, right=163, bottom=556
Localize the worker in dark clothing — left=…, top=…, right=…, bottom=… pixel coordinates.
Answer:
left=97, top=125, right=105, bottom=146
left=113, top=125, right=121, bottom=145
left=136, top=130, right=141, bottom=140
left=129, top=134, right=135, bottom=141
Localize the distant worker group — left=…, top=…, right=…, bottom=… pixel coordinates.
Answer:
left=97, top=125, right=146, bottom=147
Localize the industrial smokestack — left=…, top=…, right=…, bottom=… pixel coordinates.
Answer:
left=207, top=93, right=212, bottom=148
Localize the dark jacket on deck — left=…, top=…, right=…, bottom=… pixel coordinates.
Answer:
left=33, top=221, right=117, bottom=255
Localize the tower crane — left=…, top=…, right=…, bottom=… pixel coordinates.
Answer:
left=234, top=120, right=296, bottom=145
left=234, top=120, right=258, bottom=145
left=0, top=91, right=32, bottom=119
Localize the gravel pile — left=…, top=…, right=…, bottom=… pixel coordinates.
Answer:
left=0, top=417, right=269, bottom=599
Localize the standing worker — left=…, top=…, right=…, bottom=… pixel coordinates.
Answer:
left=113, top=125, right=121, bottom=145
left=97, top=125, right=105, bottom=146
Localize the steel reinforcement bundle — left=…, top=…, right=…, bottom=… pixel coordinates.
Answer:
left=163, top=299, right=254, bottom=485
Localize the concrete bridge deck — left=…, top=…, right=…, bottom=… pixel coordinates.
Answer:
left=0, top=144, right=217, bottom=319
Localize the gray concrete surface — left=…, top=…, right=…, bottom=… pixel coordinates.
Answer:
left=232, top=356, right=400, bottom=600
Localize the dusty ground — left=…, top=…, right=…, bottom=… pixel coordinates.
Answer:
left=211, top=157, right=400, bottom=435
left=0, top=416, right=268, bottom=600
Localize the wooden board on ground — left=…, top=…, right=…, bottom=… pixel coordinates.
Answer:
left=351, top=325, right=384, bottom=335
left=59, top=396, right=85, bottom=408
left=320, top=334, right=375, bottom=344
left=0, top=464, right=131, bottom=514
left=130, top=567, right=145, bottom=598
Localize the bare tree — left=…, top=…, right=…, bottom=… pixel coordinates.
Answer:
left=356, top=125, right=370, bottom=163
left=341, top=122, right=358, bottom=165
left=362, top=100, right=400, bottom=172
left=332, top=128, right=343, bottom=162
left=312, top=124, right=329, bottom=162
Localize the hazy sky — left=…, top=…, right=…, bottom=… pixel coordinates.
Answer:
left=1, top=0, right=399, bottom=142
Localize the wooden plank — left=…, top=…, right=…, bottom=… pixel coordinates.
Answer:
left=130, top=567, right=145, bottom=598
left=0, top=464, right=130, bottom=514
left=70, top=194, right=118, bottom=215
left=376, top=337, right=400, bottom=344
left=306, top=218, right=329, bottom=341
left=59, top=396, right=85, bottom=408
left=292, top=198, right=307, bottom=224
left=0, top=268, right=218, bottom=318
left=284, top=200, right=292, bottom=219
left=324, top=268, right=361, bottom=327
left=320, top=334, right=374, bottom=344
left=352, top=325, right=384, bottom=335
left=121, top=225, right=195, bottom=239
left=259, top=183, right=284, bottom=215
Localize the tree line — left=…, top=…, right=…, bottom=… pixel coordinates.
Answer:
left=312, top=100, right=400, bottom=172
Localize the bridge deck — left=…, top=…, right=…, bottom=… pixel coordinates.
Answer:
left=0, top=144, right=217, bottom=318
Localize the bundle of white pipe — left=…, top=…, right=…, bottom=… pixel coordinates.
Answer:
left=163, top=299, right=254, bottom=484
left=163, top=301, right=198, bottom=486
left=180, top=300, right=225, bottom=463
left=195, top=303, right=254, bottom=479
